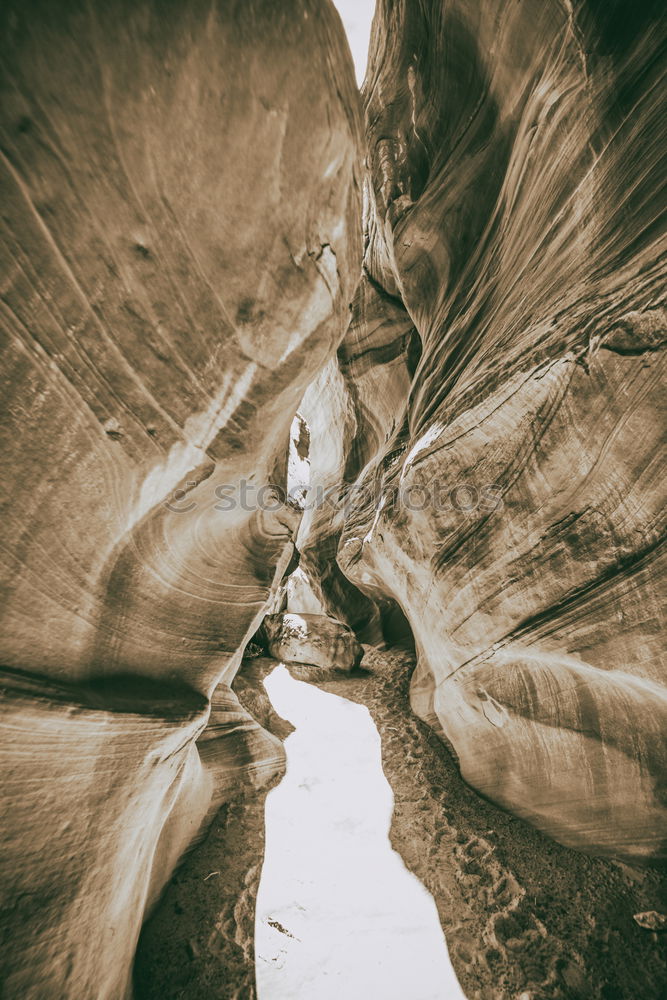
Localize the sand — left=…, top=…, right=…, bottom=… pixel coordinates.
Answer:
left=134, top=649, right=667, bottom=999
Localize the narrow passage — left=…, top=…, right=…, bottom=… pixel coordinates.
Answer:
left=255, top=664, right=468, bottom=1000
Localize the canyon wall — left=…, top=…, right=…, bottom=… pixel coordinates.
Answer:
left=298, top=0, right=667, bottom=862
left=1, top=0, right=665, bottom=995
left=0, top=1, right=361, bottom=995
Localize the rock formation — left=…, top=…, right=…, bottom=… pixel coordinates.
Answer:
left=297, top=0, right=667, bottom=863
left=264, top=612, right=363, bottom=671
left=0, top=1, right=361, bottom=995
left=1, top=0, right=665, bottom=996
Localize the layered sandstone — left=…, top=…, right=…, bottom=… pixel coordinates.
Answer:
left=1, top=0, right=665, bottom=995
left=0, top=1, right=361, bottom=995
left=298, top=0, right=667, bottom=861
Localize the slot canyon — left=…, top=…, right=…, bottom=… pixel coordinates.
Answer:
left=0, top=1, right=665, bottom=998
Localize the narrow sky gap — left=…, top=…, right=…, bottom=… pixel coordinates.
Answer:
left=255, top=665, right=468, bottom=1000
left=331, top=0, right=376, bottom=85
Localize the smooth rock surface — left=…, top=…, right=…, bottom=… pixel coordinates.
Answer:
left=264, top=613, right=363, bottom=672
left=298, top=0, right=667, bottom=861
left=2, top=0, right=666, bottom=996
left=0, top=1, right=361, bottom=995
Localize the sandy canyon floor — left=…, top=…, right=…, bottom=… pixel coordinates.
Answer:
left=134, top=650, right=667, bottom=1000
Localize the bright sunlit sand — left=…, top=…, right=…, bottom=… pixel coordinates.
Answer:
left=255, top=664, right=468, bottom=1000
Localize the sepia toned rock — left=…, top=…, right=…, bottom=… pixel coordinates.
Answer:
left=0, top=0, right=361, bottom=995
left=264, top=612, right=364, bottom=671
left=1, top=0, right=665, bottom=996
left=299, top=0, right=667, bottom=862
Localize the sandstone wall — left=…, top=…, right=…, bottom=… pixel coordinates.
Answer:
left=0, top=1, right=361, bottom=995
left=300, top=0, right=667, bottom=862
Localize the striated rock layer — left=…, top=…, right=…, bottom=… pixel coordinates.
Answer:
left=0, top=1, right=361, bottom=996
left=298, top=0, right=667, bottom=862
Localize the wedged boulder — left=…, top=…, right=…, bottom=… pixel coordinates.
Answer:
left=264, top=613, right=364, bottom=671
left=286, top=565, right=327, bottom=615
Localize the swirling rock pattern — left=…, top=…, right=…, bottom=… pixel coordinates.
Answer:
left=301, top=0, right=667, bottom=861
left=0, top=1, right=361, bottom=995
left=2, top=0, right=666, bottom=994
